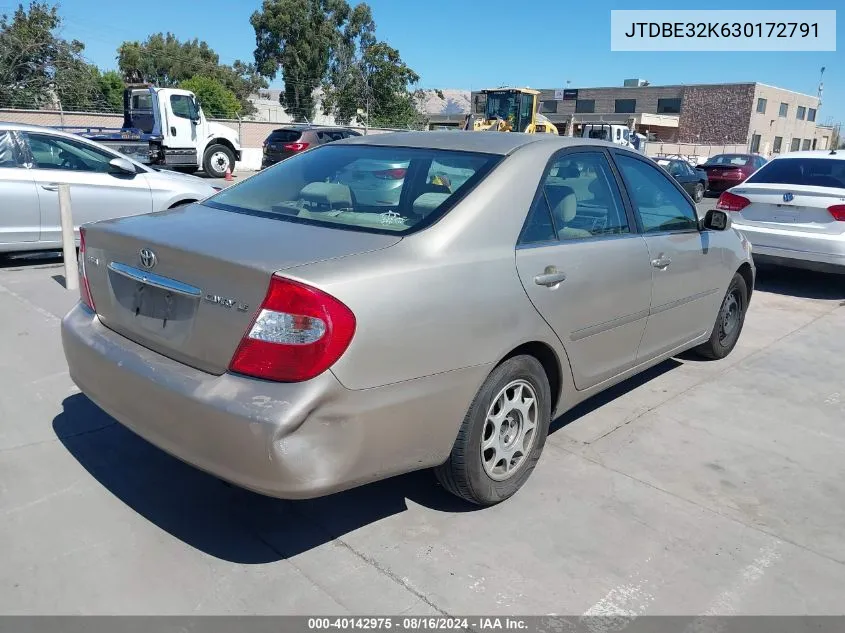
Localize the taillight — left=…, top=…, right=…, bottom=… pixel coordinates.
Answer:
left=229, top=276, right=356, bottom=382
left=716, top=191, right=750, bottom=212
left=282, top=142, right=309, bottom=151
left=78, top=227, right=96, bottom=312
left=828, top=205, right=845, bottom=221
left=373, top=168, right=407, bottom=180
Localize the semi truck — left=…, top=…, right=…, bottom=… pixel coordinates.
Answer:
left=58, top=85, right=242, bottom=178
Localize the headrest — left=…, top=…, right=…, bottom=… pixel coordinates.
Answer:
left=413, top=192, right=451, bottom=218
left=544, top=183, right=578, bottom=224
left=299, top=182, right=352, bottom=208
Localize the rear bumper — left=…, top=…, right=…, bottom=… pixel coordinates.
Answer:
left=734, top=222, right=845, bottom=272
left=61, top=304, right=486, bottom=498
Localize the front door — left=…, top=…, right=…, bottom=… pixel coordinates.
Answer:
left=21, top=132, right=152, bottom=245
left=165, top=91, right=199, bottom=148
left=515, top=150, right=653, bottom=390
left=0, top=131, right=39, bottom=243
left=613, top=152, right=724, bottom=362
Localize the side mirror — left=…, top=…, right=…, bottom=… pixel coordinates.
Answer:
left=108, top=157, right=136, bottom=175
left=702, top=209, right=730, bottom=231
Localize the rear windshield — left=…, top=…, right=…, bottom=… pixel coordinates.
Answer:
left=746, top=158, right=845, bottom=189
left=705, top=155, right=750, bottom=166
left=267, top=130, right=303, bottom=143
left=205, top=144, right=500, bottom=235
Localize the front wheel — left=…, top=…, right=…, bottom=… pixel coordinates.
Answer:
left=202, top=144, right=235, bottom=179
left=693, top=182, right=704, bottom=203
left=694, top=273, right=748, bottom=360
left=435, top=355, right=551, bottom=505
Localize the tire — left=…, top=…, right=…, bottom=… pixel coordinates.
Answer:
left=693, top=182, right=704, bottom=203
left=435, top=355, right=552, bottom=506
left=202, top=144, right=235, bottom=179
left=694, top=273, right=748, bottom=360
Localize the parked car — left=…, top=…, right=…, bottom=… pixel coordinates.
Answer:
left=656, top=158, right=709, bottom=202
left=717, top=150, right=845, bottom=274
left=700, top=154, right=767, bottom=193
left=0, top=123, right=218, bottom=255
left=61, top=133, right=754, bottom=506
left=261, top=126, right=362, bottom=168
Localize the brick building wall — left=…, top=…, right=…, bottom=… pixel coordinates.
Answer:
left=677, top=84, right=755, bottom=144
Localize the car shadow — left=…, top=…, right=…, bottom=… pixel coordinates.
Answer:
left=753, top=265, right=845, bottom=301
left=0, top=251, right=64, bottom=269
left=53, top=394, right=474, bottom=565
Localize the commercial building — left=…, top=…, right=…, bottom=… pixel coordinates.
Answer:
left=469, top=81, right=828, bottom=155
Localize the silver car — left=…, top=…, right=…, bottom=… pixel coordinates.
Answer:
left=0, top=123, right=217, bottom=254
left=61, top=132, right=754, bottom=506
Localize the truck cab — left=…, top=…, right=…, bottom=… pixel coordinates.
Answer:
left=580, top=124, right=643, bottom=152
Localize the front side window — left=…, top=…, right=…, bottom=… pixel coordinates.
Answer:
left=746, top=158, right=845, bottom=189
left=0, top=132, right=22, bottom=168
left=520, top=151, right=630, bottom=244
left=24, top=133, right=116, bottom=173
left=615, top=154, right=698, bottom=233
left=170, top=94, right=198, bottom=120
left=615, top=99, right=636, bottom=114
left=206, top=145, right=499, bottom=235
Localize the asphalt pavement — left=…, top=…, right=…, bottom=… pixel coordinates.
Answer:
left=1, top=202, right=845, bottom=615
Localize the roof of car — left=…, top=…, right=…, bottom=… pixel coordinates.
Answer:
left=0, top=121, right=61, bottom=133
left=336, top=130, right=627, bottom=156
left=770, top=150, right=845, bottom=161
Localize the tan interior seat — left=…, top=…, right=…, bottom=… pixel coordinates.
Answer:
left=545, top=184, right=591, bottom=239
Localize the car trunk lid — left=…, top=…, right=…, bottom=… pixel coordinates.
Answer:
left=730, top=183, right=845, bottom=238
left=82, top=204, right=401, bottom=375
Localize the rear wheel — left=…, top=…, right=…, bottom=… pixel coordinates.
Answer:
left=694, top=273, right=748, bottom=360
left=202, top=144, right=235, bottom=179
left=435, top=355, right=551, bottom=505
left=693, top=182, right=704, bottom=203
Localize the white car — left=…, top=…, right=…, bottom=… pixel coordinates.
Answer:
left=0, top=123, right=218, bottom=254
left=717, top=150, right=845, bottom=274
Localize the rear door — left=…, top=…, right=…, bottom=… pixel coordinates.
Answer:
left=515, top=149, right=653, bottom=390
left=21, top=132, right=152, bottom=244
left=613, top=151, right=724, bottom=361
left=0, top=131, right=39, bottom=243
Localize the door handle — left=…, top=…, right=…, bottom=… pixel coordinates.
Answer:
left=41, top=184, right=59, bottom=191
left=534, top=268, right=567, bottom=287
left=651, top=255, right=672, bottom=269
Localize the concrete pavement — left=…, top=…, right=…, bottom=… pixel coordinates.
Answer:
left=1, top=256, right=844, bottom=615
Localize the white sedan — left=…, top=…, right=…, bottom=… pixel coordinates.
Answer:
left=717, top=150, right=845, bottom=274
left=0, top=123, right=218, bottom=255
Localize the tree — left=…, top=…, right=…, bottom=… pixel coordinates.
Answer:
left=251, top=0, right=350, bottom=122
left=180, top=75, right=241, bottom=118
left=118, top=33, right=265, bottom=115
left=98, top=71, right=125, bottom=112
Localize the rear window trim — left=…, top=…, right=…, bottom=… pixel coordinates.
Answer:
left=204, top=144, right=504, bottom=237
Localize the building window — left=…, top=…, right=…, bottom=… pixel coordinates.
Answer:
left=756, top=98, right=767, bottom=113
left=750, top=134, right=761, bottom=153
left=808, top=108, right=817, bottom=122
left=778, top=103, right=788, bottom=118
left=790, top=138, right=801, bottom=152
left=541, top=100, right=557, bottom=114
left=656, top=98, right=681, bottom=114
left=615, top=99, right=636, bottom=114
left=575, top=99, right=595, bottom=113
left=796, top=106, right=806, bottom=120
left=802, top=139, right=811, bottom=151
left=773, top=136, right=783, bottom=153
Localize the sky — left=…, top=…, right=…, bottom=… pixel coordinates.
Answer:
left=38, top=0, right=845, bottom=126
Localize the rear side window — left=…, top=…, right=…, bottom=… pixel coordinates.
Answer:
left=706, top=154, right=750, bottom=166
left=746, top=158, right=845, bottom=189
left=0, top=132, right=22, bottom=168
left=206, top=145, right=500, bottom=235
left=267, top=130, right=303, bottom=144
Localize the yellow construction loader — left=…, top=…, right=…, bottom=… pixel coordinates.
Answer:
left=465, top=88, right=558, bottom=134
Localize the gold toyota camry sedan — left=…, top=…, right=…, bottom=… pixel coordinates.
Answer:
left=62, top=131, right=754, bottom=505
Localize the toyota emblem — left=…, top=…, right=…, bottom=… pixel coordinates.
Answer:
left=783, top=192, right=794, bottom=203
left=139, top=248, right=157, bottom=269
